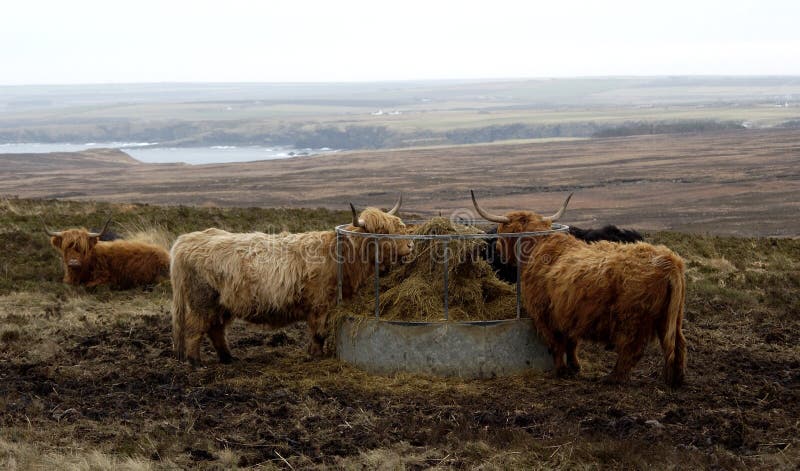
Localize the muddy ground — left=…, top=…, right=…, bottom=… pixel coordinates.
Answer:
left=1, top=200, right=799, bottom=469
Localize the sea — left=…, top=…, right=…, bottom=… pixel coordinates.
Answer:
left=0, top=142, right=337, bottom=165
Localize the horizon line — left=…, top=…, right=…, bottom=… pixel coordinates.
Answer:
left=3, top=74, right=800, bottom=88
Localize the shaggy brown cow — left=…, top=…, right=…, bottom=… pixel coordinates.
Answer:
left=472, top=191, right=686, bottom=387
left=46, top=217, right=170, bottom=289
left=170, top=196, right=413, bottom=365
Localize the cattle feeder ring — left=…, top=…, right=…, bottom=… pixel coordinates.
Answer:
left=334, top=219, right=570, bottom=379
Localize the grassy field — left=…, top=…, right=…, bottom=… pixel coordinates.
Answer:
left=1, top=198, right=798, bottom=469
left=2, top=77, right=799, bottom=148
left=4, top=100, right=798, bottom=128
left=2, top=129, right=799, bottom=237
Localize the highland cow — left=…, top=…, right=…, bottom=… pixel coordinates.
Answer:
left=472, top=191, right=686, bottom=387
left=46, top=217, right=170, bottom=289
left=569, top=225, right=643, bottom=243
left=170, top=196, right=413, bottom=365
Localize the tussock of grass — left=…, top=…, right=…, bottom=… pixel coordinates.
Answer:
left=333, top=217, right=516, bottom=322
left=0, top=437, right=160, bottom=471
left=117, top=218, right=174, bottom=251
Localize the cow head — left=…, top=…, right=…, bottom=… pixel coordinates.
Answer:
left=471, top=190, right=572, bottom=263
left=45, top=217, right=112, bottom=272
left=349, top=194, right=414, bottom=263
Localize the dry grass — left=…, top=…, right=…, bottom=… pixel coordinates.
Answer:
left=332, top=217, right=515, bottom=322
left=1, top=199, right=799, bottom=469
left=0, top=437, right=159, bottom=471
left=116, top=218, right=174, bottom=251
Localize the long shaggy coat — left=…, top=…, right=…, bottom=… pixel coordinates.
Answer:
left=170, top=208, right=411, bottom=364
left=50, top=229, right=170, bottom=289
left=495, top=211, right=686, bottom=387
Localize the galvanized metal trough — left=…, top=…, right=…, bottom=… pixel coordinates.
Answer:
left=334, top=219, right=567, bottom=379
left=336, top=317, right=553, bottom=379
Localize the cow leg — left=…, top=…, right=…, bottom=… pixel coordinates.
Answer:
left=536, top=327, right=570, bottom=377
left=306, top=308, right=327, bottom=357
left=605, top=337, right=647, bottom=384
left=550, top=333, right=571, bottom=378
left=566, top=339, right=581, bottom=374
left=208, top=316, right=235, bottom=364
left=184, top=310, right=213, bottom=367
left=184, top=327, right=205, bottom=367
left=181, top=280, right=225, bottom=367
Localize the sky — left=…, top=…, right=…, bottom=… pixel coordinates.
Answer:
left=2, top=0, right=799, bottom=85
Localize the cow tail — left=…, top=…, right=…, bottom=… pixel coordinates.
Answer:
left=170, top=251, right=187, bottom=362
left=663, top=263, right=687, bottom=388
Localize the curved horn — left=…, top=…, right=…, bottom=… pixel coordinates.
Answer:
left=349, top=202, right=365, bottom=228
left=548, top=193, right=573, bottom=222
left=87, top=215, right=112, bottom=238
left=42, top=219, right=63, bottom=237
left=470, top=190, right=510, bottom=224
left=386, top=193, right=402, bottom=215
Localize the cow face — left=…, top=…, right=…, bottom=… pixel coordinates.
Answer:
left=45, top=216, right=112, bottom=273
left=471, top=190, right=573, bottom=264
left=349, top=195, right=414, bottom=264
left=50, top=229, right=100, bottom=270
left=356, top=208, right=414, bottom=264
left=494, top=212, right=552, bottom=264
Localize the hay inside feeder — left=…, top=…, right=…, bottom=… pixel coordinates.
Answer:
left=332, top=217, right=516, bottom=323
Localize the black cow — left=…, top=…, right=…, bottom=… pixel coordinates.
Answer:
left=90, top=227, right=122, bottom=242
left=568, top=225, right=643, bottom=243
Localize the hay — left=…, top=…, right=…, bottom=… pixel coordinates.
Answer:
left=332, top=217, right=516, bottom=323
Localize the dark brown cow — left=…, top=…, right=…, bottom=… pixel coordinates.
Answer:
left=472, top=191, right=686, bottom=387
left=46, top=217, right=170, bottom=289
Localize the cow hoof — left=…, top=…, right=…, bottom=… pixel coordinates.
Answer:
left=219, top=353, right=237, bottom=365
left=554, top=367, right=576, bottom=378
left=602, top=374, right=627, bottom=385
left=307, top=343, right=324, bottom=358
left=219, top=354, right=237, bottom=364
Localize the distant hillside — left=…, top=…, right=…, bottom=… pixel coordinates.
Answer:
left=0, top=129, right=798, bottom=236
left=1, top=77, right=799, bottom=150
left=0, top=148, right=141, bottom=173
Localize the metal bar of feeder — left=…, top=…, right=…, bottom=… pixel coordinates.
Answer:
left=334, top=222, right=569, bottom=241
left=374, top=239, right=380, bottom=318
left=515, top=238, right=522, bottom=319
left=336, top=229, right=343, bottom=305
left=443, top=242, right=449, bottom=320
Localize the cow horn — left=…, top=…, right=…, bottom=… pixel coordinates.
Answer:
left=386, top=193, right=402, bottom=215
left=88, top=215, right=112, bottom=238
left=548, top=193, right=573, bottom=222
left=42, top=220, right=63, bottom=237
left=349, top=202, right=365, bottom=228
left=470, top=190, right=510, bottom=224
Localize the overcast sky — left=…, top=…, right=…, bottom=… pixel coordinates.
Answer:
left=2, top=0, right=799, bottom=85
